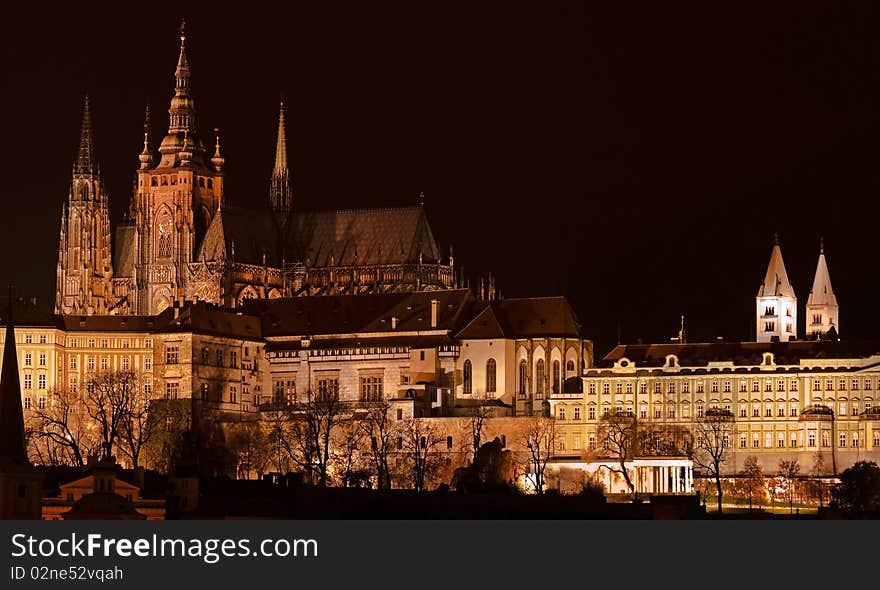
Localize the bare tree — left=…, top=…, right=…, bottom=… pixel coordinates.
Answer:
left=264, top=408, right=293, bottom=474
left=741, top=455, right=764, bottom=512
left=400, top=418, right=442, bottom=491
left=118, top=376, right=158, bottom=469
left=466, top=393, right=492, bottom=463
left=778, top=459, right=801, bottom=514
left=228, top=421, right=271, bottom=480
left=332, top=417, right=369, bottom=488
left=141, top=399, right=189, bottom=474
left=690, top=409, right=735, bottom=513
left=284, top=386, right=343, bottom=486
left=84, top=370, right=136, bottom=459
left=29, top=387, right=97, bottom=467
left=360, top=400, right=395, bottom=489
left=518, top=416, right=557, bottom=494
left=597, top=410, right=637, bottom=497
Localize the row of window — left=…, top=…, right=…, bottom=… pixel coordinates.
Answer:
left=557, top=400, right=875, bottom=421
left=147, top=174, right=214, bottom=189
left=22, top=374, right=47, bottom=390
left=66, top=355, right=151, bottom=371
left=516, top=359, right=575, bottom=398
left=462, top=359, right=496, bottom=394
left=734, top=431, right=879, bottom=449
left=66, top=338, right=151, bottom=349
left=587, top=377, right=880, bottom=395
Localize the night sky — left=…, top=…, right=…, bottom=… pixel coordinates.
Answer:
left=3, top=4, right=880, bottom=356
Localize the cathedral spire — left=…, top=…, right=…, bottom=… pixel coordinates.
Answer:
left=159, top=19, right=199, bottom=163
left=806, top=238, right=839, bottom=338
left=0, top=286, right=29, bottom=466
left=75, top=95, right=97, bottom=176
left=139, top=105, right=154, bottom=169
left=270, top=99, right=292, bottom=217
left=756, top=235, right=797, bottom=342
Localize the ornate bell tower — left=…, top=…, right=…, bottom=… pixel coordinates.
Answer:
left=55, top=96, right=114, bottom=315
left=132, top=22, right=225, bottom=314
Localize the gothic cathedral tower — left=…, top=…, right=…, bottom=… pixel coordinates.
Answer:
left=806, top=239, right=839, bottom=339
left=55, top=96, right=114, bottom=315
left=132, top=24, right=225, bottom=314
left=756, top=236, right=797, bottom=342
left=270, top=100, right=292, bottom=221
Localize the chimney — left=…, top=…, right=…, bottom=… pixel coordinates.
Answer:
left=430, top=299, right=438, bottom=328
left=391, top=317, right=398, bottom=330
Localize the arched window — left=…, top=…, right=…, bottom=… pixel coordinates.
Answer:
left=207, top=179, right=214, bottom=189
left=518, top=360, right=528, bottom=397
left=486, top=358, right=496, bottom=393
left=463, top=360, right=472, bottom=394
left=553, top=360, right=561, bottom=394
left=566, top=359, right=575, bottom=373
left=199, top=177, right=205, bottom=188
left=535, top=359, right=545, bottom=398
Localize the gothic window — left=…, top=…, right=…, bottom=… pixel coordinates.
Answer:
left=535, top=359, right=545, bottom=398
left=765, top=306, right=775, bottom=316
left=566, top=360, right=575, bottom=373
left=518, top=360, right=528, bottom=398
left=552, top=361, right=561, bottom=394
left=486, top=358, right=496, bottom=393
left=463, top=360, right=472, bottom=394
left=765, top=321, right=775, bottom=332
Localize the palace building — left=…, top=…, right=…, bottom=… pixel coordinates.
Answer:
left=550, top=237, right=876, bottom=482
left=55, top=25, right=455, bottom=317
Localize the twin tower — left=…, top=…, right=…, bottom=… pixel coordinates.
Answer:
left=756, top=237, right=838, bottom=343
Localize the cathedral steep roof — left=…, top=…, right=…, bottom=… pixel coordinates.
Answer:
left=197, top=205, right=442, bottom=269
left=113, top=224, right=136, bottom=278
left=455, top=297, right=583, bottom=340
left=287, top=206, right=441, bottom=267
left=807, top=246, right=837, bottom=308
left=757, top=242, right=796, bottom=299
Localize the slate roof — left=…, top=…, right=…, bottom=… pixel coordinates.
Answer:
left=113, top=224, right=136, bottom=278
left=601, top=341, right=880, bottom=368
left=455, top=297, right=582, bottom=340
left=157, top=304, right=262, bottom=340
left=195, top=205, right=442, bottom=268
left=249, top=289, right=474, bottom=337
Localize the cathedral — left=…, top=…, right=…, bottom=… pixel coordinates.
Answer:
left=55, top=26, right=455, bottom=317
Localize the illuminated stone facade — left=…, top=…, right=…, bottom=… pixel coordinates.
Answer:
left=55, top=26, right=455, bottom=318
left=551, top=343, right=880, bottom=475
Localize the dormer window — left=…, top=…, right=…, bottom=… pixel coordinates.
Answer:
left=665, top=355, right=678, bottom=368
left=762, top=352, right=774, bottom=366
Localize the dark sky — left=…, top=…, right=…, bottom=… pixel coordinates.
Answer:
left=3, top=4, right=880, bottom=356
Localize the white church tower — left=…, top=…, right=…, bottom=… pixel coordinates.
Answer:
left=756, top=235, right=797, bottom=342
left=806, top=239, right=838, bottom=339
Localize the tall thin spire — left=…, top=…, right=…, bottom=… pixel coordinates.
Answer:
left=756, top=235, right=797, bottom=343
left=75, top=95, right=97, bottom=176
left=274, top=99, right=289, bottom=177
left=806, top=238, right=839, bottom=338
left=139, top=105, right=154, bottom=169
left=160, top=19, right=198, bottom=162
left=0, top=285, right=28, bottom=466
left=270, top=99, right=292, bottom=216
